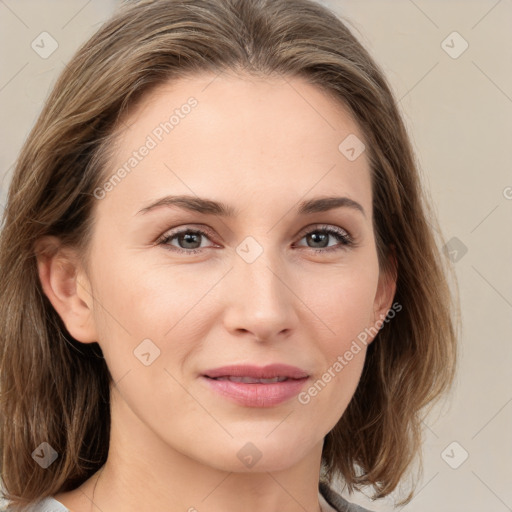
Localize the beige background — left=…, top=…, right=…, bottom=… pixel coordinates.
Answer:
left=1, top=1, right=511, bottom=511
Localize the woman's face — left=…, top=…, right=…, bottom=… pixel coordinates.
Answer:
left=70, top=72, right=394, bottom=473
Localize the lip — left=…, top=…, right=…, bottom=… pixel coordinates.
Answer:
left=202, top=364, right=309, bottom=380
left=201, top=364, right=310, bottom=407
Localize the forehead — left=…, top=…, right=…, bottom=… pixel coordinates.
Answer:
left=99, top=72, right=372, bottom=220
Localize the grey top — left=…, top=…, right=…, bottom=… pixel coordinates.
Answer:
left=12, top=481, right=373, bottom=512
left=2, top=497, right=67, bottom=512
left=319, top=481, right=374, bottom=512
left=4, top=498, right=68, bottom=512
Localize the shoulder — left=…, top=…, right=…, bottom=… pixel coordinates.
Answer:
left=3, top=497, right=70, bottom=512
left=7, top=485, right=369, bottom=512
left=319, top=480, right=375, bottom=512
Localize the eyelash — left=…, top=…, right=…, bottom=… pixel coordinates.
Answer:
left=156, top=224, right=355, bottom=256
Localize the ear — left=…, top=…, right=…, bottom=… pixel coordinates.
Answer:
left=34, top=236, right=98, bottom=343
left=368, top=246, right=398, bottom=344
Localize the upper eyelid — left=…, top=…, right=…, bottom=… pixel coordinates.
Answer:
left=296, top=224, right=350, bottom=237
left=159, top=223, right=352, bottom=244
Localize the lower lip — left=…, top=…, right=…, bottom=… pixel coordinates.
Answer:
left=201, top=376, right=309, bottom=407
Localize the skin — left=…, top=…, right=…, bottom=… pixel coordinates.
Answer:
left=36, top=71, right=396, bottom=512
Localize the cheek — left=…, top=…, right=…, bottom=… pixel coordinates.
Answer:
left=298, top=262, right=379, bottom=348
left=88, top=253, right=218, bottom=370
left=295, top=257, right=378, bottom=407
left=297, top=273, right=374, bottom=425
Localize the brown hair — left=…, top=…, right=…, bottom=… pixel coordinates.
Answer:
left=0, top=0, right=459, bottom=507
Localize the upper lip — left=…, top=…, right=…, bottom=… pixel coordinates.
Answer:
left=202, top=364, right=309, bottom=380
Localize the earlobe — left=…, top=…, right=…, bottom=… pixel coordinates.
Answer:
left=34, top=236, right=98, bottom=344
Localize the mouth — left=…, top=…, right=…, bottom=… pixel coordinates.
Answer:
left=202, top=363, right=309, bottom=380
left=206, top=375, right=291, bottom=384
left=200, top=364, right=310, bottom=407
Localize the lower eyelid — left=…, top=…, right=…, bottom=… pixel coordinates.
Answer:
left=159, top=226, right=353, bottom=253
left=158, top=229, right=213, bottom=248
left=295, top=229, right=352, bottom=248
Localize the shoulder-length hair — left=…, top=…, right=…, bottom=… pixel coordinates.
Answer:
left=0, top=0, right=458, bottom=507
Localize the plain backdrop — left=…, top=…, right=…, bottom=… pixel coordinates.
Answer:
left=0, top=1, right=511, bottom=511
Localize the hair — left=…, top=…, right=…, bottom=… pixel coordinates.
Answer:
left=0, top=0, right=459, bottom=508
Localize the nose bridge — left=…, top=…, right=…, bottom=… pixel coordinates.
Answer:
left=237, top=235, right=289, bottom=306
left=223, top=234, right=298, bottom=339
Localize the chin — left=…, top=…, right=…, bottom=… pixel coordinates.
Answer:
left=199, top=435, right=316, bottom=474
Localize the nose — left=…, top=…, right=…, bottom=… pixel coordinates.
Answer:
left=221, top=246, right=299, bottom=343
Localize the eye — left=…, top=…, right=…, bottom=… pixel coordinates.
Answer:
left=157, top=227, right=216, bottom=255
left=294, top=225, right=354, bottom=253
left=157, top=224, right=355, bottom=256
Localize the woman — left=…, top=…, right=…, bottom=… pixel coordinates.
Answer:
left=0, top=0, right=458, bottom=511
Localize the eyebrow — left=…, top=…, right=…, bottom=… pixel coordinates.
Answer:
left=136, top=194, right=366, bottom=218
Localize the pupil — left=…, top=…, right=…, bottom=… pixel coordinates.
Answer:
left=309, top=232, right=328, bottom=248
left=181, top=233, right=200, bottom=249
